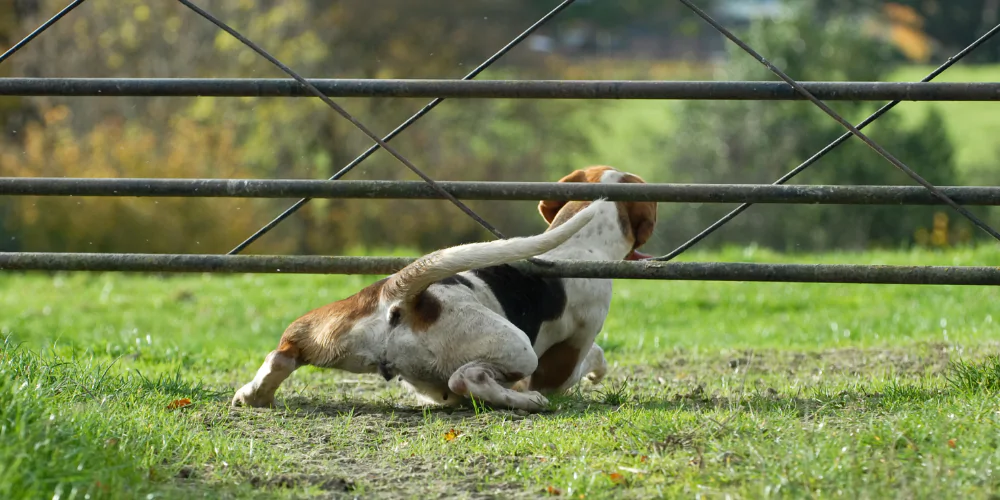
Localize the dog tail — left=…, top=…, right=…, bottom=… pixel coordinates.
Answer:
left=381, top=199, right=604, bottom=305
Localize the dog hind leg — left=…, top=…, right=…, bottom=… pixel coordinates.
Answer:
left=448, top=362, right=549, bottom=411
left=445, top=316, right=547, bottom=410
left=509, top=341, right=608, bottom=396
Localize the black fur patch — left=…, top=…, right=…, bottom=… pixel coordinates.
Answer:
left=388, top=306, right=402, bottom=327
left=438, top=274, right=474, bottom=289
left=470, top=264, right=566, bottom=345
left=377, top=360, right=395, bottom=381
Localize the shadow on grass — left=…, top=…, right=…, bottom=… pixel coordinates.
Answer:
left=223, top=352, right=1000, bottom=422
left=227, top=378, right=948, bottom=425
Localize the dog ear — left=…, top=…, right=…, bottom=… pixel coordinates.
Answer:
left=626, top=201, right=657, bottom=250
left=620, top=174, right=657, bottom=250
left=538, top=169, right=589, bottom=224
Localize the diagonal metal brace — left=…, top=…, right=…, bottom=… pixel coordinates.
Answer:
left=0, top=0, right=88, bottom=65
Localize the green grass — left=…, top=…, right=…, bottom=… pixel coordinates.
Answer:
left=4, top=246, right=1000, bottom=498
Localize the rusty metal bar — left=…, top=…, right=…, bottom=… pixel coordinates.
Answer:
left=0, top=78, right=998, bottom=100
left=0, top=252, right=998, bottom=285
left=7, top=178, right=1000, bottom=205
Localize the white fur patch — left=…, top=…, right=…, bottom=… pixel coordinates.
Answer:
left=599, top=169, right=626, bottom=183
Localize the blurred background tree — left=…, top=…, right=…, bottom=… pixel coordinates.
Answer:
left=821, top=0, right=1000, bottom=63
left=0, top=0, right=611, bottom=253
left=658, top=0, right=961, bottom=252
left=0, top=0, right=992, bottom=256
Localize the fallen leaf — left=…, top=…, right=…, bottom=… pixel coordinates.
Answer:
left=948, top=439, right=957, bottom=448
left=104, top=438, right=119, bottom=448
left=545, top=486, right=561, bottom=496
left=640, top=455, right=648, bottom=462
left=608, top=472, right=625, bottom=484
left=167, top=398, right=191, bottom=410
left=444, top=428, right=461, bottom=442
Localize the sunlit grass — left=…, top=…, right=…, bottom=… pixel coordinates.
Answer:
left=3, top=245, right=1000, bottom=497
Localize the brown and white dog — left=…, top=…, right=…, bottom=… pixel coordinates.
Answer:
left=231, top=166, right=656, bottom=411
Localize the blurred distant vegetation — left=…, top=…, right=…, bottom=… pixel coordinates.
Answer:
left=0, top=0, right=997, bottom=256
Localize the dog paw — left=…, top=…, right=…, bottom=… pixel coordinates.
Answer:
left=585, top=370, right=607, bottom=385
left=522, top=390, right=550, bottom=410
left=231, top=384, right=275, bottom=408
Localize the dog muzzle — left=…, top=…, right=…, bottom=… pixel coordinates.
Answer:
left=377, top=360, right=396, bottom=381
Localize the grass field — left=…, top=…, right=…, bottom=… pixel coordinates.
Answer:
left=4, top=246, right=1000, bottom=498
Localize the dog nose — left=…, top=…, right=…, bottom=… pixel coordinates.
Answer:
left=626, top=249, right=653, bottom=260
left=377, top=360, right=395, bottom=381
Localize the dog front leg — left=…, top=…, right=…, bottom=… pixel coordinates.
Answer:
left=232, top=340, right=300, bottom=408
left=581, top=342, right=608, bottom=385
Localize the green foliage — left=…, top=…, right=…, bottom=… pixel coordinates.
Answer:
left=0, top=0, right=605, bottom=254
left=887, top=64, right=1000, bottom=186
left=0, top=0, right=989, bottom=255
left=826, top=0, right=1000, bottom=63
left=661, top=2, right=961, bottom=251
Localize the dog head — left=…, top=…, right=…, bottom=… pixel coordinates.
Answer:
left=538, top=166, right=657, bottom=260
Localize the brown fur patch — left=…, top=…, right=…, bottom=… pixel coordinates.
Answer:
left=538, top=166, right=614, bottom=224
left=538, top=166, right=657, bottom=253
left=547, top=200, right=592, bottom=229
left=277, top=277, right=388, bottom=367
left=528, top=341, right=582, bottom=392
left=275, top=337, right=302, bottom=363
left=617, top=174, right=657, bottom=251
left=408, top=290, right=442, bottom=332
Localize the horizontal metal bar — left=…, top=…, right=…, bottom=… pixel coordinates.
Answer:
left=0, top=78, right=998, bottom=101
left=4, top=178, right=1000, bottom=205
left=0, top=252, right=997, bottom=285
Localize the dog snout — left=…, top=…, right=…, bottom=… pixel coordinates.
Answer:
left=377, top=359, right=396, bottom=381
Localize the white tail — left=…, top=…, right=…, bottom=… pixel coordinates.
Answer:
left=381, top=199, right=605, bottom=304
